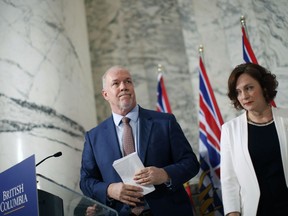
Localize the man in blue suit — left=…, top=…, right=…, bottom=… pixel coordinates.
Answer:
left=80, top=66, right=199, bottom=216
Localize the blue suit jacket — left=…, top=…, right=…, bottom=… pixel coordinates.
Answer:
left=80, top=107, right=199, bottom=216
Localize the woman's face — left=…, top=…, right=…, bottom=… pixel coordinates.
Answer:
left=236, top=73, right=267, bottom=112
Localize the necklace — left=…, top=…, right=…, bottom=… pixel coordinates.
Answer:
left=246, top=106, right=273, bottom=126
left=247, top=117, right=274, bottom=126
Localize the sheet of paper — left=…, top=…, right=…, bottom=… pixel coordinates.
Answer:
left=112, top=152, right=155, bottom=195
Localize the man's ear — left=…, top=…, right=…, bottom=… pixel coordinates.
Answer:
left=102, top=90, right=109, bottom=101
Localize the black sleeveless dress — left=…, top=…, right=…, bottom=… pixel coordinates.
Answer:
left=248, top=121, right=288, bottom=216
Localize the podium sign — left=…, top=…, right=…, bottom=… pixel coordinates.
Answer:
left=0, top=155, right=38, bottom=216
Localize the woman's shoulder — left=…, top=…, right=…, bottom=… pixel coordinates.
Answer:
left=222, top=112, right=246, bottom=128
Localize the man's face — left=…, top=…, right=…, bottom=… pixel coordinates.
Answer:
left=102, top=68, right=137, bottom=115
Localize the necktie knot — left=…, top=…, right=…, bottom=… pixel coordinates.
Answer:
left=122, top=117, right=130, bottom=124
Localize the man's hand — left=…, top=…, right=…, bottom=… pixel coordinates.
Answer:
left=134, top=166, right=170, bottom=185
left=227, top=212, right=241, bottom=216
left=85, top=204, right=96, bottom=216
left=107, top=182, right=143, bottom=206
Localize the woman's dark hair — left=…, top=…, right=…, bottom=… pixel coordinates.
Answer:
left=227, top=62, right=278, bottom=110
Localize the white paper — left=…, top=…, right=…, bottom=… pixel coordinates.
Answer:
left=112, top=152, right=155, bottom=195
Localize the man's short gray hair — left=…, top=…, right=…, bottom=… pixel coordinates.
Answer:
left=102, top=65, right=129, bottom=90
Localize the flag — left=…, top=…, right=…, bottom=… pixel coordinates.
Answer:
left=241, top=19, right=276, bottom=107
left=184, top=181, right=195, bottom=206
left=198, top=56, right=224, bottom=215
left=156, top=73, right=172, bottom=113
left=156, top=72, right=195, bottom=211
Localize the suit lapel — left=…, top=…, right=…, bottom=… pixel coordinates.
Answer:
left=138, top=108, right=153, bottom=163
left=103, top=116, right=122, bottom=160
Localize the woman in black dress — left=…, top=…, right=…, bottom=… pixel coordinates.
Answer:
left=220, top=63, right=288, bottom=216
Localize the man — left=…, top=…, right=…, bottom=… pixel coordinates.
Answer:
left=80, top=66, right=199, bottom=216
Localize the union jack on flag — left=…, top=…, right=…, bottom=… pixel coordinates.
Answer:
left=156, top=73, right=172, bottom=113
left=198, top=56, right=224, bottom=215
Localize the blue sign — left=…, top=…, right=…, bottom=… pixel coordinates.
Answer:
left=0, top=155, right=38, bottom=216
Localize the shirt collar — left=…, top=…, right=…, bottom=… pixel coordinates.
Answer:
left=113, top=105, right=139, bottom=126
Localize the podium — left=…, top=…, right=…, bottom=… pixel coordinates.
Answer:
left=37, top=174, right=118, bottom=216
left=0, top=154, right=118, bottom=216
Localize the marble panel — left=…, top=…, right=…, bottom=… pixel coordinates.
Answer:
left=0, top=0, right=96, bottom=192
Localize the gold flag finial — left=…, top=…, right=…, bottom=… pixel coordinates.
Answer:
left=157, top=64, right=163, bottom=73
left=240, top=15, right=250, bottom=39
left=198, top=45, right=205, bottom=62
left=198, top=45, right=204, bottom=54
left=157, top=64, right=166, bottom=74
left=240, top=15, right=246, bottom=27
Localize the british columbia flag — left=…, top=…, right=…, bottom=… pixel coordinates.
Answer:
left=156, top=73, right=172, bottom=113
left=198, top=56, right=224, bottom=215
left=242, top=25, right=258, bottom=64
left=241, top=22, right=276, bottom=107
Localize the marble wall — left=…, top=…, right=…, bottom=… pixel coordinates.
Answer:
left=85, top=0, right=288, bottom=184
left=0, top=0, right=96, bottom=192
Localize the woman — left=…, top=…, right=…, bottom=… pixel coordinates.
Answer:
left=220, top=63, right=288, bottom=216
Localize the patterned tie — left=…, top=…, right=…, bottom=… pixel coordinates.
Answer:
left=122, top=117, right=135, bottom=156
left=122, top=117, right=145, bottom=215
